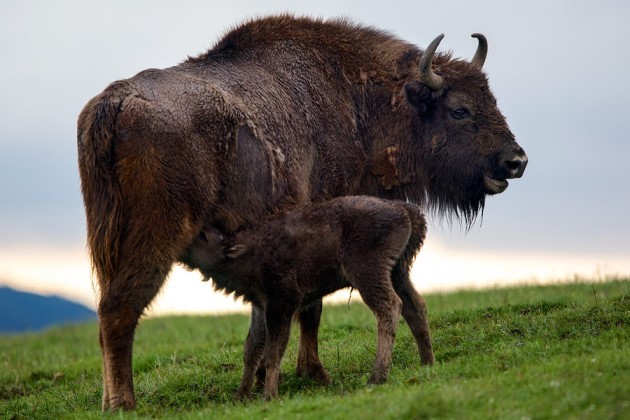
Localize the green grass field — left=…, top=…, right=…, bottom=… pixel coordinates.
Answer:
left=1, top=279, right=628, bottom=419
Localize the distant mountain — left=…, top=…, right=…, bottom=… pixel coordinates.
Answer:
left=0, top=286, right=96, bottom=334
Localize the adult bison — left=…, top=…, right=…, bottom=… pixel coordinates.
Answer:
left=77, top=15, right=527, bottom=410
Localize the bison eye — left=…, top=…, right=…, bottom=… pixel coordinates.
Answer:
left=449, top=108, right=469, bottom=119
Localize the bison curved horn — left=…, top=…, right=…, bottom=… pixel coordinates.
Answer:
left=419, top=34, right=446, bottom=91
left=471, top=33, right=487, bottom=69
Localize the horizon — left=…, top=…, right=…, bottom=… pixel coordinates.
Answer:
left=2, top=238, right=628, bottom=316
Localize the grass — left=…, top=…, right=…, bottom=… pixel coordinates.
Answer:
left=1, top=279, right=628, bottom=419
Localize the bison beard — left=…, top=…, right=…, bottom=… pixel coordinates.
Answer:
left=77, top=14, right=527, bottom=410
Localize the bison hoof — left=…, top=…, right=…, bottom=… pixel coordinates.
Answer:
left=296, top=364, right=332, bottom=385
left=105, top=396, right=136, bottom=411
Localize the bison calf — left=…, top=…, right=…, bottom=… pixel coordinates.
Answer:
left=183, top=196, right=434, bottom=400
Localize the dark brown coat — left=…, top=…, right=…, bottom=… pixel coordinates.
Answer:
left=183, top=196, right=431, bottom=399
left=77, top=15, right=527, bottom=409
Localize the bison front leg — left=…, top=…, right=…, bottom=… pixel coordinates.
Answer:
left=296, top=300, right=331, bottom=384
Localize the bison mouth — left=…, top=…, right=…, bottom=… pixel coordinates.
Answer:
left=483, top=175, right=508, bottom=195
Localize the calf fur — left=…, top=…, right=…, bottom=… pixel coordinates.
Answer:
left=183, top=196, right=434, bottom=399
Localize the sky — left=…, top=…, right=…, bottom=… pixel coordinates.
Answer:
left=0, top=0, right=628, bottom=314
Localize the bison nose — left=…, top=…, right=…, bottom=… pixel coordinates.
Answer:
left=502, top=151, right=528, bottom=179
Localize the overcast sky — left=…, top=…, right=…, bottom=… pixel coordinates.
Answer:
left=0, top=1, right=628, bottom=307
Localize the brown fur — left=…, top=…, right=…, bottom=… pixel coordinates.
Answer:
left=182, top=196, right=432, bottom=399
left=77, top=15, right=526, bottom=410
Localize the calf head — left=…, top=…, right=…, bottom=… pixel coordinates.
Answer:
left=184, top=228, right=247, bottom=278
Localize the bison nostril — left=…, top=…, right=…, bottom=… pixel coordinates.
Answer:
left=505, top=160, right=521, bottom=171
left=503, top=154, right=528, bottom=178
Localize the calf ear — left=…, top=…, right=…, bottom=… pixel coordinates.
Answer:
left=226, top=244, right=247, bottom=259
left=404, top=81, right=432, bottom=113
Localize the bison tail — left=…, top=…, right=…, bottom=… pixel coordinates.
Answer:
left=77, top=82, right=132, bottom=290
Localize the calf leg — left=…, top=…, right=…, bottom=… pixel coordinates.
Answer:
left=296, top=300, right=331, bottom=384
left=263, top=302, right=297, bottom=400
left=392, top=262, right=435, bottom=365
left=355, top=275, right=402, bottom=384
left=236, top=306, right=266, bottom=400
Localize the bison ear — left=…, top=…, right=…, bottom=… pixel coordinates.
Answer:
left=404, top=81, right=432, bottom=113
left=226, top=244, right=247, bottom=259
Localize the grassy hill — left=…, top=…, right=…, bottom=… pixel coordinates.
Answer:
left=1, top=279, right=628, bottom=418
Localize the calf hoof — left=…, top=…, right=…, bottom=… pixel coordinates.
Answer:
left=296, top=363, right=332, bottom=385
left=263, top=390, right=278, bottom=401
left=421, top=352, right=436, bottom=366
left=256, top=371, right=286, bottom=388
left=234, top=388, right=252, bottom=402
left=367, top=374, right=388, bottom=385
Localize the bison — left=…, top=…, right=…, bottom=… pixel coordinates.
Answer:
left=77, top=15, right=527, bottom=410
left=183, top=196, right=431, bottom=400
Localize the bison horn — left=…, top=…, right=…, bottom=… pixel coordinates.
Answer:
left=419, top=34, right=446, bottom=91
left=471, top=33, right=487, bottom=69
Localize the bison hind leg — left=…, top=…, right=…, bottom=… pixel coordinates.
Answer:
left=98, top=258, right=172, bottom=410
left=97, top=216, right=199, bottom=410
